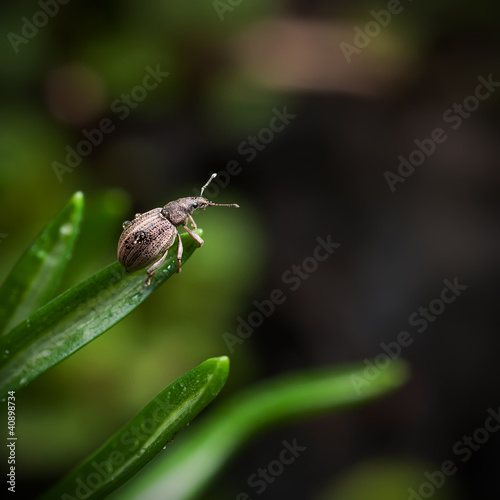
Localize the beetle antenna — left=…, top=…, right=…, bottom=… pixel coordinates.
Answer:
left=208, top=202, right=240, bottom=208
left=201, top=173, right=239, bottom=207
left=200, top=173, right=217, bottom=197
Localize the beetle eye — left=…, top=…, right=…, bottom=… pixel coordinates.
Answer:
left=192, top=202, right=198, bottom=209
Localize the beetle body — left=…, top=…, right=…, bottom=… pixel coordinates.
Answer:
left=117, top=174, right=238, bottom=287
left=118, top=208, right=175, bottom=272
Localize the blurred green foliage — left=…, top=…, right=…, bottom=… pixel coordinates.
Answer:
left=12, top=191, right=265, bottom=476
left=0, top=194, right=408, bottom=499
left=41, top=357, right=230, bottom=500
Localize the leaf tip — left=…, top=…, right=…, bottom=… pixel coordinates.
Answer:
left=214, top=355, right=230, bottom=371
left=374, top=358, right=410, bottom=392
left=70, top=191, right=85, bottom=212
left=390, top=359, right=410, bottom=386
left=207, top=355, right=230, bottom=383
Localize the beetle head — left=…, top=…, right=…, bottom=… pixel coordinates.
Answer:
left=161, top=174, right=239, bottom=226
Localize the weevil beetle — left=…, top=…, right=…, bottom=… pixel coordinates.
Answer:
left=117, top=173, right=239, bottom=287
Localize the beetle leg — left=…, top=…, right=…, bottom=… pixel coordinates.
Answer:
left=175, top=231, right=183, bottom=272
left=144, top=244, right=173, bottom=287
left=188, top=214, right=197, bottom=229
left=182, top=225, right=205, bottom=247
left=183, top=224, right=204, bottom=247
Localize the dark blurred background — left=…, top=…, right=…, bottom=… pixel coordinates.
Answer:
left=1, top=1, right=500, bottom=499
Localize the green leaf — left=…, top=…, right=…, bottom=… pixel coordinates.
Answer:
left=0, top=192, right=84, bottom=336
left=0, top=230, right=201, bottom=398
left=39, top=356, right=230, bottom=500
left=119, top=360, right=409, bottom=500
left=61, top=189, right=131, bottom=287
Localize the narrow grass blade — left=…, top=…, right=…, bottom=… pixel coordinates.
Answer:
left=0, top=192, right=84, bottom=335
left=39, top=356, right=230, bottom=500
left=0, top=230, right=201, bottom=398
left=120, top=360, right=409, bottom=500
